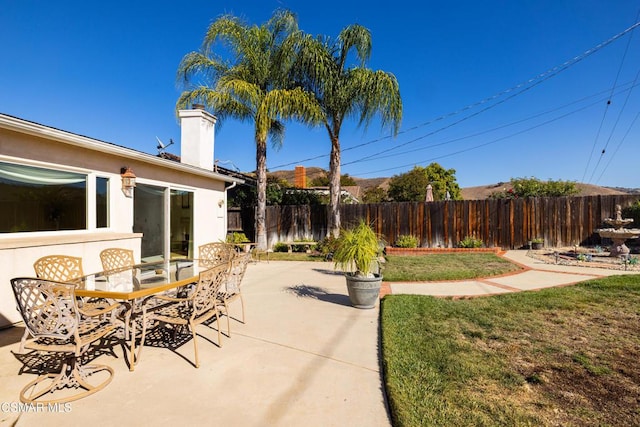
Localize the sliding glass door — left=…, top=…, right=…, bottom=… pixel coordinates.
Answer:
left=133, top=184, right=165, bottom=261
left=170, top=189, right=193, bottom=258
left=134, top=183, right=194, bottom=261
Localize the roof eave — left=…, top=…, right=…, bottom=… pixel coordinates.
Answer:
left=0, top=114, right=243, bottom=184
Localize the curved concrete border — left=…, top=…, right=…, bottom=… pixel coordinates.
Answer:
left=382, top=250, right=638, bottom=298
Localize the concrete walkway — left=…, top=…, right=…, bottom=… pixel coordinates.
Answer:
left=0, top=251, right=636, bottom=426
left=386, top=249, right=638, bottom=297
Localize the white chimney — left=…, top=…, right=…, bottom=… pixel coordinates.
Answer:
left=178, top=105, right=217, bottom=170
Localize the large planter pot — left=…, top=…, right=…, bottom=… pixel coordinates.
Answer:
left=345, top=273, right=382, bottom=309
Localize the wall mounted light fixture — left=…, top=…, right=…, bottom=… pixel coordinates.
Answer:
left=120, top=167, right=137, bottom=198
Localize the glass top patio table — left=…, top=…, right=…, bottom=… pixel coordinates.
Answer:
left=74, top=259, right=210, bottom=301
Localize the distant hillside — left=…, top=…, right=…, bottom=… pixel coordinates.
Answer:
left=269, top=167, right=326, bottom=184
left=461, top=183, right=634, bottom=200
left=269, top=168, right=391, bottom=191
left=268, top=168, right=637, bottom=200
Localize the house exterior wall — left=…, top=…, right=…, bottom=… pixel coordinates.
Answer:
left=0, top=234, right=141, bottom=328
left=0, top=115, right=238, bottom=328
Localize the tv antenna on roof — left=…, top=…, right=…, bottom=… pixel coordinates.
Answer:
left=156, top=136, right=174, bottom=154
left=214, top=159, right=241, bottom=172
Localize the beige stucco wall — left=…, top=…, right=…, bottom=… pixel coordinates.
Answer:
left=0, top=119, right=236, bottom=328
left=0, top=234, right=141, bottom=327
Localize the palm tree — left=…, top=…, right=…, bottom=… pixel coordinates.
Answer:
left=293, top=24, right=402, bottom=237
left=176, top=10, right=322, bottom=250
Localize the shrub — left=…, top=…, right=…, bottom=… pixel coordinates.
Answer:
left=226, top=232, right=249, bottom=244
left=291, top=238, right=314, bottom=253
left=458, top=235, right=483, bottom=248
left=316, top=235, right=340, bottom=256
left=273, top=242, right=289, bottom=252
left=489, top=177, right=580, bottom=198
left=622, top=201, right=640, bottom=226
left=395, top=234, right=419, bottom=248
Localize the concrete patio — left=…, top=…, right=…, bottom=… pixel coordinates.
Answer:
left=0, top=260, right=390, bottom=427
left=1, top=251, right=637, bottom=426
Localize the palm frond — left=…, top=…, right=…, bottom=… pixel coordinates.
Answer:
left=267, top=121, right=285, bottom=150
left=217, top=76, right=263, bottom=112
left=261, top=87, right=324, bottom=125
left=267, top=9, right=298, bottom=41
left=202, top=15, right=246, bottom=57
left=176, top=51, right=228, bottom=87
left=349, top=68, right=402, bottom=134
left=337, top=24, right=372, bottom=68
left=176, top=87, right=252, bottom=124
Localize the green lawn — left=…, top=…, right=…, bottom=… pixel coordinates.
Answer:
left=380, top=275, right=640, bottom=426
left=382, top=253, right=521, bottom=281
left=260, top=252, right=521, bottom=282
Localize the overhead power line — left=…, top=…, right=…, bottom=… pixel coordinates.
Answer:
left=587, top=67, right=640, bottom=183
left=270, top=19, right=640, bottom=171
left=594, top=110, right=640, bottom=184
left=353, top=96, right=612, bottom=177
left=582, top=10, right=640, bottom=183
left=343, top=81, right=638, bottom=166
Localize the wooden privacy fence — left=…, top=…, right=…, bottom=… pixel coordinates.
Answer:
left=250, top=194, right=640, bottom=249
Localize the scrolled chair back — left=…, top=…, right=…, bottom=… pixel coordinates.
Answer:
left=100, top=248, right=135, bottom=272
left=33, top=255, right=84, bottom=282
left=198, top=242, right=235, bottom=267
left=11, top=278, right=79, bottom=341
left=226, top=251, right=251, bottom=294
left=191, top=263, right=228, bottom=317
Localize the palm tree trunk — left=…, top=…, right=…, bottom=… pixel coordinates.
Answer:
left=255, top=140, right=268, bottom=250
left=327, top=136, right=341, bottom=238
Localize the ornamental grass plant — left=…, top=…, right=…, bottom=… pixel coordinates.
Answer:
left=333, top=220, right=382, bottom=277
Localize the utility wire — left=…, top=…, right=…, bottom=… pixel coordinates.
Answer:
left=354, top=97, right=605, bottom=176
left=343, top=82, right=637, bottom=165
left=581, top=99, right=613, bottom=182
left=582, top=11, right=640, bottom=182
left=270, top=19, right=640, bottom=171
left=587, top=66, right=640, bottom=183
left=354, top=20, right=640, bottom=166
left=595, top=110, right=640, bottom=184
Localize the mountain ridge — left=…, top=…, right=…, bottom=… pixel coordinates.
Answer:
left=268, top=168, right=639, bottom=199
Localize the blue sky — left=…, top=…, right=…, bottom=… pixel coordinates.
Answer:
left=1, top=1, right=639, bottom=188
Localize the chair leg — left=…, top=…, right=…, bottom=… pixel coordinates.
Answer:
left=190, top=322, right=199, bottom=368
left=215, top=308, right=223, bottom=347
left=239, top=293, right=246, bottom=324
left=224, top=301, right=231, bottom=337
left=19, top=329, right=29, bottom=353
left=135, top=314, right=149, bottom=370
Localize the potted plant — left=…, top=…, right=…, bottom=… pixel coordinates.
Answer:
left=531, top=238, right=544, bottom=250
left=333, top=220, right=384, bottom=309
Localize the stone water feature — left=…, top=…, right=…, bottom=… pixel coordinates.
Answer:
left=596, top=204, right=640, bottom=257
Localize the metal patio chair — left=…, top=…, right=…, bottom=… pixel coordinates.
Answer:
left=217, top=250, right=250, bottom=332
left=10, top=277, right=119, bottom=404
left=140, top=263, right=229, bottom=368
left=33, top=254, right=117, bottom=328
